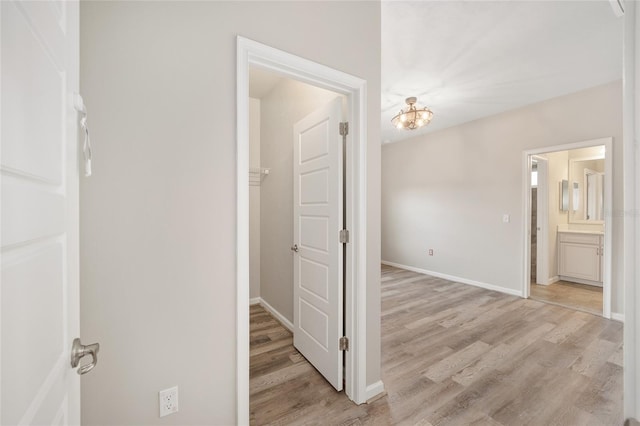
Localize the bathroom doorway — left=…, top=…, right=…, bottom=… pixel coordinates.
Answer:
left=523, top=138, right=613, bottom=317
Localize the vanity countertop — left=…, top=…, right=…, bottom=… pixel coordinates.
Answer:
left=557, top=229, right=604, bottom=236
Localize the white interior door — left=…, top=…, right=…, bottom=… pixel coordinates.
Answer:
left=292, top=97, right=343, bottom=391
left=534, top=156, right=548, bottom=285
left=1, top=1, right=81, bottom=424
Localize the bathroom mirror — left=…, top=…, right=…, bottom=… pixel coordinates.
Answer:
left=569, top=156, right=605, bottom=223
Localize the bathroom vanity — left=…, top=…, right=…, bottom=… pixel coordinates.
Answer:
left=558, top=230, right=604, bottom=286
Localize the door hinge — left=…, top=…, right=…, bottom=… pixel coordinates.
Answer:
left=339, top=122, right=349, bottom=136
left=339, top=229, right=349, bottom=244
left=339, top=336, right=349, bottom=351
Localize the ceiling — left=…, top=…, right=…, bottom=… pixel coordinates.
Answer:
left=381, top=1, right=623, bottom=144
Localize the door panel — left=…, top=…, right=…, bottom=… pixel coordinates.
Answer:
left=300, top=170, right=329, bottom=204
left=1, top=1, right=80, bottom=424
left=299, top=121, right=329, bottom=163
left=299, top=299, right=329, bottom=349
left=293, top=97, right=343, bottom=391
left=300, top=258, right=329, bottom=301
left=2, top=2, right=64, bottom=183
left=300, top=216, right=329, bottom=252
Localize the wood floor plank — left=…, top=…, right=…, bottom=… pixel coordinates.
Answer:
left=530, top=280, right=603, bottom=315
left=423, top=341, right=491, bottom=383
left=250, top=265, right=623, bottom=425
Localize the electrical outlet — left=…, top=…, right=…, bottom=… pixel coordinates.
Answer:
left=428, top=249, right=434, bottom=256
left=159, top=386, right=179, bottom=417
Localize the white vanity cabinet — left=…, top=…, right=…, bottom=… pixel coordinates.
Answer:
left=558, top=231, right=603, bottom=286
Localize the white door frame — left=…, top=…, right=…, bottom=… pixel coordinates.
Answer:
left=623, top=0, right=638, bottom=418
left=236, top=36, right=369, bottom=424
left=531, top=156, right=549, bottom=285
left=521, top=137, right=613, bottom=319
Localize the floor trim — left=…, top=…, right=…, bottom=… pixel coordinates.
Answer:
left=547, top=275, right=560, bottom=285
left=255, top=297, right=294, bottom=332
left=381, top=260, right=523, bottom=297
left=365, top=380, right=385, bottom=402
left=612, top=312, right=625, bottom=323
left=250, top=297, right=261, bottom=306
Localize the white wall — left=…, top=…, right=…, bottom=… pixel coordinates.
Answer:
left=250, top=98, right=261, bottom=299
left=79, top=2, right=381, bottom=424
left=259, top=79, right=342, bottom=322
left=382, top=81, right=623, bottom=313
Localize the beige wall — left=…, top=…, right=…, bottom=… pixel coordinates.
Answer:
left=79, top=2, right=381, bottom=424
left=259, top=78, right=342, bottom=322
left=250, top=98, right=261, bottom=299
left=382, top=81, right=623, bottom=314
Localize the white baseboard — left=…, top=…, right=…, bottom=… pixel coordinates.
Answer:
left=535, top=276, right=559, bottom=286
left=256, top=297, right=294, bottom=332
left=382, top=260, right=523, bottom=297
left=558, top=275, right=603, bottom=288
left=611, top=312, right=624, bottom=323
left=547, top=275, right=560, bottom=285
left=365, top=380, right=385, bottom=402
left=249, top=297, right=261, bottom=305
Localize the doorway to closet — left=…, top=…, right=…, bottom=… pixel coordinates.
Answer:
left=248, top=64, right=346, bottom=378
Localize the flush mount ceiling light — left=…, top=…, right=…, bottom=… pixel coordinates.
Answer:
left=391, top=97, right=433, bottom=130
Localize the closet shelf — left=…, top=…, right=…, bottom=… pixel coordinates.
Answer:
left=249, top=167, right=270, bottom=186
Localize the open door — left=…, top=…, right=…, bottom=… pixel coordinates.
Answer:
left=1, top=1, right=85, bottom=423
left=292, top=97, right=344, bottom=391
left=533, top=156, right=549, bottom=285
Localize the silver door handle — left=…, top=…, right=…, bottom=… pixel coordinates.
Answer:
left=70, top=338, right=100, bottom=375
left=291, top=244, right=299, bottom=252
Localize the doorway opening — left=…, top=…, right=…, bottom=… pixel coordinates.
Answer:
left=522, top=138, right=613, bottom=317
left=247, top=66, right=348, bottom=399
left=237, top=36, right=370, bottom=424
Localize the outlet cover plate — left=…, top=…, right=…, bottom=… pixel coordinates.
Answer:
left=159, top=386, right=179, bottom=417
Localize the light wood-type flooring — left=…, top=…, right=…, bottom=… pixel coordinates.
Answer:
left=530, top=280, right=603, bottom=315
left=250, top=265, right=623, bottom=425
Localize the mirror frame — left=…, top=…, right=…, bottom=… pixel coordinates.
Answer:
left=568, top=154, right=605, bottom=224
left=560, top=179, right=569, bottom=211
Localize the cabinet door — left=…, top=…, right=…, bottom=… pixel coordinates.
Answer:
left=559, top=243, right=600, bottom=281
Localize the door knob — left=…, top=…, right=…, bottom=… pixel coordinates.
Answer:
left=70, top=338, right=100, bottom=375
left=291, top=244, right=299, bottom=252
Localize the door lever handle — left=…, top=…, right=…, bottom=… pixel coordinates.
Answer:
left=291, top=244, right=299, bottom=252
left=70, top=338, right=100, bottom=375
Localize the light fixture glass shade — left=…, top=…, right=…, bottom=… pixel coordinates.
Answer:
left=391, top=97, right=433, bottom=130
